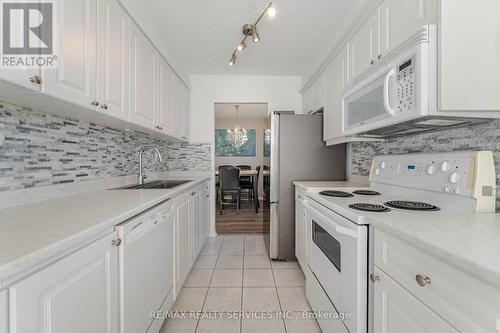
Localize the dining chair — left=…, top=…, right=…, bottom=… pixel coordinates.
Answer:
left=238, top=165, right=254, bottom=203
left=219, top=167, right=241, bottom=215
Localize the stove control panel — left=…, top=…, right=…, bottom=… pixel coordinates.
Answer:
left=369, top=152, right=496, bottom=213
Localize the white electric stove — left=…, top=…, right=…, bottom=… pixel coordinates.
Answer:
left=304, top=151, right=496, bottom=333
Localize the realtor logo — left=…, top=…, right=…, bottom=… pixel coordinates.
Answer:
left=1, top=0, right=57, bottom=68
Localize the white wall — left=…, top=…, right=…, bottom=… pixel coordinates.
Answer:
left=190, top=75, right=302, bottom=236
left=190, top=75, right=302, bottom=143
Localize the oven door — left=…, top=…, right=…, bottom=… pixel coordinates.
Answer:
left=307, top=199, right=368, bottom=333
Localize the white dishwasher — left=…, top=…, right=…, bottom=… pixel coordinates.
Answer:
left=116, top=200, right=175, bottom=333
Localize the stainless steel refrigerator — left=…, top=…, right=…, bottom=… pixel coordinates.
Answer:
left=269, top=111, right=346, bottom=260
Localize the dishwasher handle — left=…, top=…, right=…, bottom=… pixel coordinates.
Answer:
left=126, top=214, right=164, bottom=244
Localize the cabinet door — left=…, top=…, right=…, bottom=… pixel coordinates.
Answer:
left=183, top=87, right=191, bottom=140
left=129, top=23, right=156, bottom=128
left=349, top=9, right=380, bottom=80
left=97, top=0, right=129, bottom=120
left=173, top=76, right=188, bottom=139
left=202, top=191, right=211, bottom=240
left=191, top=190, right=202, bottom=260
left=295, top=200, right=306, bottom=270
left=174, top=193, right=191, bottom=295
left=439, top=0, right=500, bottom=112
left=380, top=0, right=435, bottom=56
left=324, top=44, right=349, bottom=142
left=155, top=58, right=174, bottom=134
left=42, top=0, right=97, bottom=109
left=9, top=232, right=119, bottom=333
left=0, top=14, right=41, bottom=91
left=373, top=267, right=458, bottom=333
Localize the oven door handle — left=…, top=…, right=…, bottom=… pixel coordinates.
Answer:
left=335, top=225, right=358, bottom=238
left=309, top=204, right=359, bottom=239
left=383, top=67, right=397, bottom=116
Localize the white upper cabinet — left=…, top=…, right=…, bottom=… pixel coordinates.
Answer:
left=129, top=24, right=156, bottom=128
left=42, top=0, right=98, bottom=109
left=8, top=232, right=119, bottom=333
left=439, top=0, right=500, bottom=112
left=155, top=58, right=175, bottom=134
left=173, top=75, right=190, bottom=140
left=324, top=44, right=349, bottom=143
left=303, top=73, right=325, bottom=114
left=380, top=0, right=437, bottom=57
left=97, top=0, right=130, bottom=120
left=349, top=9, right=380, bottom=80
left=0, top=15, right=41, bottom=91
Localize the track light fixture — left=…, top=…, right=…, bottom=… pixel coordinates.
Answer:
left=227, top=2, right=276, bottom=67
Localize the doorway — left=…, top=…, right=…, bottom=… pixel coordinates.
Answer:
left=214, top=103, right=271, bottom=234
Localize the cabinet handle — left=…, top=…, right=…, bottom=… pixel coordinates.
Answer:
left=369, top=274, right=380, bottom=283
left=155, top=125, right=163, bottom=130
left=370, top=60, right=374, bottom=65
left=111, top=238, right=122, bottom=247
left=91, top=100, right=99, bottom=107
left=100, top=104, right=108, bottom=110
left=378, top=54, right=382, bottom=60
left=29, top=75, right=42, bottom=84
left=415, top=274, right=431, bottom=287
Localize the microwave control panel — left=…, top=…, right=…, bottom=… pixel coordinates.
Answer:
left=396, top=58, right=416, bottom=113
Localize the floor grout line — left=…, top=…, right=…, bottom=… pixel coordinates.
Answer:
left=194, top=235, right=223, bottom=333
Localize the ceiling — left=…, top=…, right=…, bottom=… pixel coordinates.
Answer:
left=147, top=0, right=372, bottom=77
left=215, top=103, right=268, bottom=118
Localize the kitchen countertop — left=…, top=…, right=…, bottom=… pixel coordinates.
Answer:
left=293, top=180, right=368, bottom=190
left=0, top=176, right=209, bottom=288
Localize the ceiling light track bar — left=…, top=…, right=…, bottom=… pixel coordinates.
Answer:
left=228, top=2, right=275, bottom=67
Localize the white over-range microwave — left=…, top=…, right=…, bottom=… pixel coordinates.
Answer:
left=342, top=25, right=490, bottom=138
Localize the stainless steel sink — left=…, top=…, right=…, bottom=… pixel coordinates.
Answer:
left=111, top=180, right=191, bottom=190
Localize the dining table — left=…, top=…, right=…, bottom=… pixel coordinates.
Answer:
left=215, top=169, right=269, bottom=213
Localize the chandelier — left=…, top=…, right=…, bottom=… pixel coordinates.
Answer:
left=227, top=105, right=248, bottom=150
left=228, top=3, right=276, bottom=67
left=264, top=129, right=271, bottom=145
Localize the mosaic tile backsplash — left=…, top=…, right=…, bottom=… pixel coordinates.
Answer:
left=350, top=120, right=500, bottom=208
left=0, top=101, right=211, bottom=191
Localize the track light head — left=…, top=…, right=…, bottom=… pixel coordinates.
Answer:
left=252, top=27, right=260, bottom=43
left=228, top=55, right=236, bottom=66
left=267, top=5, right=276, bottom=18
left=237, top=41, right=247, bottom=52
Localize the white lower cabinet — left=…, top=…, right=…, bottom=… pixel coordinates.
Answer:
left=174, top=191, right=191, bottom=296
left=295, top=199, right=306, bottom=271
left=202, top=182, right=211, bottom=240
left=8, top=232, right=119, bottom=333
left=0, top=289, right=7, bottom=333
left=190, top=187, right=202, bottom=260
left=373, top=228, right=500, bottom=332
left=373, top=267, right=458, bottom=333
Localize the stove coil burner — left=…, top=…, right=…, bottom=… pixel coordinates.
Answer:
left=348, top=203, right=391, bottom=212
left=352, top=190, right=381, bottom=196
left=384, top=201, right=440, bottom=211
left=319, top=190, right=354, bottom=198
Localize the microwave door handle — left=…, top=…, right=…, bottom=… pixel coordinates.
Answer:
left=383, top=68, right=397, bottom=116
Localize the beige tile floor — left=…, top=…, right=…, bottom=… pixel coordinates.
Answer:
left=159, top=234, right=321, bottom=333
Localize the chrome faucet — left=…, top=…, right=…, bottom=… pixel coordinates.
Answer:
left=138, top=146, right=163, bottom=185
